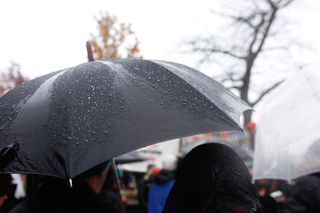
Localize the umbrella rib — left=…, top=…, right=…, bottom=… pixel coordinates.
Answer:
left=99, top=61, right=164, bottom=142
left=151, top=60, right=243, bottom=129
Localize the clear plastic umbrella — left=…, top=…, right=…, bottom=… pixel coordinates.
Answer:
left=253, top=70, right=320, bottom=182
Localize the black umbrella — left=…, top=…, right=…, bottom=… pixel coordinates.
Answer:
left=181, top=139, right=253, bottom=161
left=114, top=151, right=147, bottom=164
left=0, top=58, right=251, bottom=179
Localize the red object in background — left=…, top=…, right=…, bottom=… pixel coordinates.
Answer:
left=247, top=121, right=256, bottom=130
left=258, top=187, right=267, bottom=196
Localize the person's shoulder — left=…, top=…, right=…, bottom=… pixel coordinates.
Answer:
left=298, top=174, right=320, bottom=184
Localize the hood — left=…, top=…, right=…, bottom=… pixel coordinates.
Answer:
left=162, top=143, right=264, bottom=213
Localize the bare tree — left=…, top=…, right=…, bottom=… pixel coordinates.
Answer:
left=182, top=0, right=297, bottom=126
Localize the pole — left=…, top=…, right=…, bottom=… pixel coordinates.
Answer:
left=112, top=158, right=126, bottom=213
left=86, top=41, right=94, bottom=61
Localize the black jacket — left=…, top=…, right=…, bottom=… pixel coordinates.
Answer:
left=137, top=177, right=153, bottom=213
left=153, top=170, right=176, bottom=184
left=282, top=172, right=320, bottom=213
left=9, top=176, right=121, bottom=213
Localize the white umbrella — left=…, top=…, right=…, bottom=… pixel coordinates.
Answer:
left=253, top=70, right=320, bottom=182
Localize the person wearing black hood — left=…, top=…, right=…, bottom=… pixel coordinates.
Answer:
left=282, top=138, right=320, bottom=213
left=162, top=143, right=265, bottom=213
left=148, top=155, right=178, bottom=213
left=281, top=172, right=320, bottom=213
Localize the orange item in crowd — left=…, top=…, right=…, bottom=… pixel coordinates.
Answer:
left=152, top=167, right=162, bottom=176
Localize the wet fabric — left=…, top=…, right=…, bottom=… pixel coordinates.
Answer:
left=162, top=143, right=264, bottom=213
left=0, top=58, right=251, bottom=179
left=8, top=176, right=121, bottom=213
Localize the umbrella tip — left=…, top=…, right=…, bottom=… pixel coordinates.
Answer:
left=86, top=41, right=94, bottom=62
left=69, top=179, right=73, bottom=188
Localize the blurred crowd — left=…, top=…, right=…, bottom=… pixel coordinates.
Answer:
left=0, top=138, right=319, bottom=213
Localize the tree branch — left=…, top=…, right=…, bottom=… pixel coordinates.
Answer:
left=248, top=13, right=266, bottom=54
left=227, top=85, right=242, bottom=91
left=189, top=44, right=246, bottom=60
left=219, top=72, right=243, bottom=84
left=255, top=8, right=277, bottom=54
left=251, top=80, right=284, bottom=106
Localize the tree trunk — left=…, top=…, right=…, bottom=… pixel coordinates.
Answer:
left=241, top=55, right=255, bottom=127
left=244, top=110, right=253, bottom=128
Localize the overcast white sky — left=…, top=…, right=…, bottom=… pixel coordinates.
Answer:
left=1, top=0, right=318, bottom=78
left=0, top=0, right=216, bottom=79
left=1, top=0, right=320, bottom=123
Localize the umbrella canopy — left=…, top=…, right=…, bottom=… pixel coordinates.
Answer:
left=114, top=151, right=147, bottom=164
left=0, top=58, right=251, bottom=179
left=181, top=139, right=253, bottom=161
left=253, top=70, right=320, bottom=181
